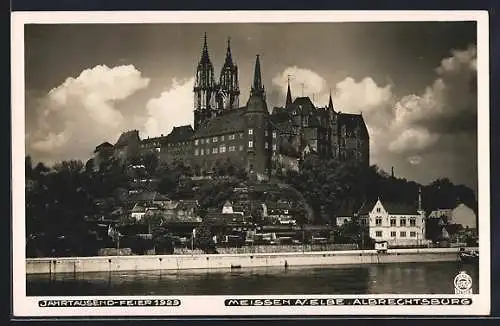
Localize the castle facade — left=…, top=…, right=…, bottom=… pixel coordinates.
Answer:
left=96, top=35, right=370, bottom=179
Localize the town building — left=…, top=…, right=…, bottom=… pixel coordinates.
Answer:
left=100, top=34, right=370, bottom=178
left=428, top=202, right=477, bottom=231
left=358, top=189, right=429, bottom=247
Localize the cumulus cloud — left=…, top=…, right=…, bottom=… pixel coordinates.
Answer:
left=142, top=78, right=195, bottom=138
left=27, top=64, right=150, bottom=164
left=271, top=66, right=393, bottom=115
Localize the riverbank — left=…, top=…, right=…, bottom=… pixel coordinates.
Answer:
left=26, top=247, right=474, bottom=275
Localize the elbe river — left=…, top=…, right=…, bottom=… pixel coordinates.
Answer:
left=27, top=261, right=479, bottom=296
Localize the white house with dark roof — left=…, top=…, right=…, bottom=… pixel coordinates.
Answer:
left=357, top=190, right=430, bottom=247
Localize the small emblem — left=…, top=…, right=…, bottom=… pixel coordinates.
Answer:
left=454, top=271, right=473, bottom=294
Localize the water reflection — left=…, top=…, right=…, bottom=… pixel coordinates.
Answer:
left=27, top=262, right=479, bottom=296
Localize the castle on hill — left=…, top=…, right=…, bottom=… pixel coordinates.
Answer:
left=94, top=34, right=370, bottom=180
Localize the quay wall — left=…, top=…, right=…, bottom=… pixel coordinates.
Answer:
left=25, top=247, right=471, bottom=275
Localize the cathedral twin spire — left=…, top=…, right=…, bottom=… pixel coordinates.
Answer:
left=194, top=33, right=266, bottom=130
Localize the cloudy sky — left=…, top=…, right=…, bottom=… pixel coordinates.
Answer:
left=24, top=21, right=478, bottom=192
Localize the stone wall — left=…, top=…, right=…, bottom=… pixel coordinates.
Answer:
left=26, top=247, right=470, bottom=275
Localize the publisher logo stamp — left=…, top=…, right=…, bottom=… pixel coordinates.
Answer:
left=454, top=271, right=473, bottom=295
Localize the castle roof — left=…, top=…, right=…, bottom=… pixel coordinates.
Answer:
left=246, top=94, right=268, bottom=114
left=115, top=130, right=140, bottom=148
left=193, top=107, right=246, bottom=138
left=166, top=125, right=195, bottom=143
left=338, top=113, right=368, bottom=138
left=293, top=97, right=315, bottom=114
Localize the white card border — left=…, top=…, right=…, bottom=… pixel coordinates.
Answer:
left=11, top=10, right=491, bottom=317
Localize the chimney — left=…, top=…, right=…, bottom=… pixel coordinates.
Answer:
left=391, top=166, right=395, bottom=178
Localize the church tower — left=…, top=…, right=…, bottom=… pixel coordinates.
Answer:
left=193, top=33, right=218, bottom=131
left=250, top=54, right=266, bottom=101
left=217, top=37, right=240, bottom=111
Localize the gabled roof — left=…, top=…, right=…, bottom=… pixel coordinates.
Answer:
left=293, top=97, right=315, bottom=114
left=94, top=142, right=114, bottom=153
left=382, top=202, right=419, bottom=215
left=115, top=130, right=140, bottom=148
left=166, top=125, right=195, bottom=143
left=194, top=108, right=246, bottom=138
left=357, top=199, right=377, bottom=215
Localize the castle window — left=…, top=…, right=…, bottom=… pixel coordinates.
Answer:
left=410, top=232, right=417, bottom=237
left=201, top=139, right=205, bottom=144
left=213, top=137, right=218, bottom=143
left=200, top=148, right=205, bottom=155
left=264, top=130, right=268, bottom=137
left=248, top=140, right=254, bottom=148
left=212, top=147, right=218, bottom=154
left=228, top=134, right=235, bottom=140
left=194, top=149, right=199, bottom=156
left=206, top=138, right=210, bottom=144
left=375, top=231, right=382, bottom=238
left=376, top=207, right=381, bottom=213
left=410, top=217, right=416, bottom=226
left=195, top=139, right=199, bottom=146
left=240, top=132, right=244, bottom=139
left=220, top=135, right=224, bottom=141
left=229, top=145, right=236, bottom=152
left=376, top=218, right=382, bottom=226
left=390, top=218, right=396, bottom=227
left=272, top=131, right=277, bottom=138
left=248, top=128, right=253, bottom=135
left=400, top=218, right=407, bottom=227
left=239, top=145, right=244, bottom=151
left=400, top=231, right=406, bottom=238
left=273, top=143, right=277, bottom=150
left=390, top=231, right=396, bottom=238
left=219, top=145, right=226, bottom=153
left=264, top=142, right=268, bottom=149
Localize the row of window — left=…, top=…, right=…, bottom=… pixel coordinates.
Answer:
left=375, top=217, right=417, bottom=227
left=193, top=129, right=278, bottom=146
left=375, top=231, right=418, bottom=238
left=194, top=144, right=243, bottom=156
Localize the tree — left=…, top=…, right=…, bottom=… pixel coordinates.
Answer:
left=142, top=152, right=159, bottom=176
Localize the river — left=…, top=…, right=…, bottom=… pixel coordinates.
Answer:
left=26, top=261, right=479, bottom=296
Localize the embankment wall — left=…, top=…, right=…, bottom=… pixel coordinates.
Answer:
left=26, top=247, right=470, bottom=275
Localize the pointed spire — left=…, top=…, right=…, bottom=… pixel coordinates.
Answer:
left=224, top=37, right=233, bottom=64
left=200, top=32, right=210, bottom=63
left=251, top=54, right=265, bottom=99
left=328, top=89, right=334, bottom=111
left=286, top=75, right=293, bottom=108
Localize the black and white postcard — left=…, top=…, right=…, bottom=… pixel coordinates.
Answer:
left=11, top=10, right=490, bottom=317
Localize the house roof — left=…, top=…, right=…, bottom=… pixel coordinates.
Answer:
left=194, top=108, right=246, bottom=138
left=94, top=142, right=114, bottom=153
left=357, top=200, right=377, bottom=215
left=131, top=204, right=145, bottom=213
left=382, top=202, right=419, bottom=215
left=128, top=191, right=159, bottom=202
